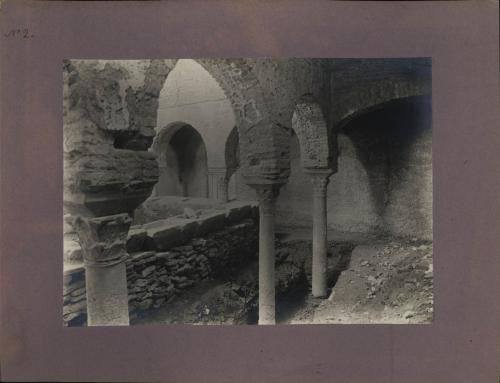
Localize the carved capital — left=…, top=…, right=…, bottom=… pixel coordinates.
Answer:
left=306, top=169, right=333, bottom=197
left=73, top=213, right=132, bottom=267
left=253, top=185, right=281, bottom=215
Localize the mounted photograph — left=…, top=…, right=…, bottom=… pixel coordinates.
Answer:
left=63, top=58, right=432, bottom=326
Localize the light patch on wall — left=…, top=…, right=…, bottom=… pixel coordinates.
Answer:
left=156, top=59, right=236, bottom=169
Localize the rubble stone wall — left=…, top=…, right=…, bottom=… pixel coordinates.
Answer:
left=63, top=218, right=258, bottom=326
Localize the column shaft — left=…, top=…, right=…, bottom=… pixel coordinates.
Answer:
left=85, top=262, right=129, bottom=325
left=309, top=172, right=331, bottom=298
left=217, top=177, right=229, bottom=203
left=256, top=186, right=279, bottom=325
left=208, top=168, right=228, bottom=202
left=74, top=213, right=132, bottom=326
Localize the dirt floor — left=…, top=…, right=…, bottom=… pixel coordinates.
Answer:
left=133, top=230, right=433, bottom=325
left=281, top=233, right=433, bottom=324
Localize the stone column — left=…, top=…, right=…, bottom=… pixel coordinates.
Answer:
left=208, top=168, right=229, bottom=202
left=254, top=185, right=280, bottom=325
left=154, top=164, right=167, bottom=197
left=216, top=177, right=229, bottom=203
left=307, top=169, right=333, bottom=298
left=73, top=213, right=132, bottom=326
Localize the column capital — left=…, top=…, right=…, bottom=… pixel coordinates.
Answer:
left=251, top=184, right=282, bottom=216
left=73, top=213, right=132, bottom=267
left=305, top=168, right=334, bottom=195
left=253, top=184, right=281, bottom=203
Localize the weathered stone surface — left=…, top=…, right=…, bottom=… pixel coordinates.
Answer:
left=183, top=207, right=198, bottom=219
left=63, top=60, right=173, bottom=218
left=197, top=212, right=227, bottom=236
left=63, top=218, right=259, bottom=326
left=64, top=145, right=159, bottom=216
left=139, top=203, right=257, bottom=252
left=64, top=58, right=431, bottom=221
left=141, top=265, right=156, bottom=277
left=63, top=278, right=85, bottom=296
left=146, top=221, right=194, bottom=252
left=64, top=214, right=76, bottom=234
left=71, top=213, right=132, bottom=326
left=63, top=234, right=83, bottom=263
left=126, top=228, right=147, bottom=253
left=62, top=58, right=433, bottom=326
left=74, top=213, right=132, bottom=266
left=292, top=96, right=333, bottom=171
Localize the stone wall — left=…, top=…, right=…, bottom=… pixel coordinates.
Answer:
left=330, top=58, right=432, bottom=128
left=153, top=58, right=331, bottom=198
left=329, top=95, right=432, bottom=239
left=275, top=95, right=432, bottom=240
left=63, top=59, right=178, bottom=220
left=63, top=217, right=258, bottom=326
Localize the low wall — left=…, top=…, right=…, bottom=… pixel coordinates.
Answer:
left=132, top=195, right=236, bottom=225
left=63, top=204, right=259, bottom=326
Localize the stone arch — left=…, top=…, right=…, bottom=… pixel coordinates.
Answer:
left=152, top=122, right=208, bottom=198
left=334, top=94, right=429, bottom=133
left=291, top=94, right=332, bottom=171
left=224, top=126, right=240, bottom=181
left=188, top=59, right=289, bottom=185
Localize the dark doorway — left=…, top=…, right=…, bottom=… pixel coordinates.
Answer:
left=157, top=123, right=208, bottom=198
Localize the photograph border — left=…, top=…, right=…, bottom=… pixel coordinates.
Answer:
left=1, top=1, right=498, bottom=382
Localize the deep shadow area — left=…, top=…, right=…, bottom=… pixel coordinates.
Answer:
left=275, top=240, right=356, bottom=323
left=339, top=94, right=432, bottom=236
left=169, top=125, right=208, bottom=197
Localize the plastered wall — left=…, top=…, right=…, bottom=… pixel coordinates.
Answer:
left=276, top=95, right=432, bottom=240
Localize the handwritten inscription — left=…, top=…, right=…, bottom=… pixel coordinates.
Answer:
left=4, top=28, right=34, bottom=39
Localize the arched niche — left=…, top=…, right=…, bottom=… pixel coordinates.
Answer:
left=155, top=58, right=286, bottom=186
left=154, top=122, right=208, bottom=198
left=156, top=59, right=236, bottom=169
left=156, top=59, right=239, bottom=200
left=329, top=94, right=432, bottom=239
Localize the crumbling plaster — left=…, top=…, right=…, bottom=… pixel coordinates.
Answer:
left=63, top=59, right=175, bottom=217
left=64, top=58, right=431, bottom=227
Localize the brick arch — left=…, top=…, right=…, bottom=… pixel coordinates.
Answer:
left=157, top=59, right=289, bottom=185
left=291, top=94, right=332, bottom=171
left=335, top=94, right=429, bottom=133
